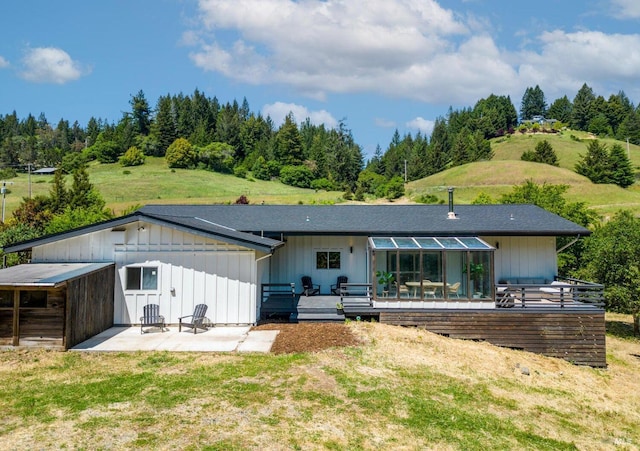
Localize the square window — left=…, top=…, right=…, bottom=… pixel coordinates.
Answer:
left=316, top=251, right=340, bottom=269
left=126, top=267, right=158, bottom=290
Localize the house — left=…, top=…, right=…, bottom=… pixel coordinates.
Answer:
left=0, top=201, right=605, bottom=365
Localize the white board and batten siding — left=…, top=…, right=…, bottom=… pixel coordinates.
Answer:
left=483, top=235, right=557, bottom=282
left=30, top=222, right=263, bottom=326
left=271, top=235, right=368, bottom=294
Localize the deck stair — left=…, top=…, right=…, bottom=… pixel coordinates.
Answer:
left=292, top=295, right=345, bottom=323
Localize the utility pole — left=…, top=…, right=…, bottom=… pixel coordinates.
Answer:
left=404, top=160, right=407, bottom=183
left=627, top=138, right=630, bottom=160
left=1, top=181, right=14, bottom=223
left=28, top=162, right=32, bottom=198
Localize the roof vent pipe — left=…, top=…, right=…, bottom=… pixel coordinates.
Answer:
left=447, top=187, right=458, bottom=219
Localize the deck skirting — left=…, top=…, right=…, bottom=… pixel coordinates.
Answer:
left=379, top=308, right=606, bottom=367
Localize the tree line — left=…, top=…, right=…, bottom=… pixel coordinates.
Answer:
left=1, top=82, right=638, bottom=201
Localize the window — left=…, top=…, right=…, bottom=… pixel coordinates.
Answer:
left=126, top=267, right=158, bottom=290
left=316, top=251, right=341, bottom=269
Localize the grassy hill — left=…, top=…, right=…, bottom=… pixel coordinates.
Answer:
left=407, top=131, right=640, bottom=218
left=2, top=130, right=640, bottom=219
left=1, top=157, right=346, bottom=217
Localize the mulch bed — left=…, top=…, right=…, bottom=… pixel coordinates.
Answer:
left=252, top=322, right=361, bottom=354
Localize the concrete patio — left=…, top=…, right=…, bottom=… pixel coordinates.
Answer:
left=70, top=325, right=279, bottom=353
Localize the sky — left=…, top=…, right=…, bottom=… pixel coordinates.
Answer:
left=2, top=0, right=640, bottom=159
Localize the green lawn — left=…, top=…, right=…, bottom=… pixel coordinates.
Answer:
left=2, top=157, right=346, bottom=216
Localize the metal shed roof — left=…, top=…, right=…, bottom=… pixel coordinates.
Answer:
left=0, top=263, right=113, bottom=287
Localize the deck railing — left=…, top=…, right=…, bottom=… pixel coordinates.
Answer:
left=495, top=277, right=604, bottom=309
left=260, top=283, right=296, bottom=303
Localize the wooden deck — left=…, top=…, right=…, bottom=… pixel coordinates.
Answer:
left=377, top=307, right=605, bottom=367
left=259, top=282, right=607, bottom=367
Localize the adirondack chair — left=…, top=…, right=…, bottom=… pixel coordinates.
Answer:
left=301, top=276, right=320, bottom=296
left=178, top=304, right=209, bottom=334
left=140, top=303, right=165, bottom=334
left=331, top=275, right=348, bottom=295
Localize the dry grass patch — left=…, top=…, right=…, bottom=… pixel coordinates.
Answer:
left=1, top=315, right=639, bottom=450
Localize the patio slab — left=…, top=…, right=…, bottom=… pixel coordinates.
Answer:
left=70, top=326, right=279, bottom=353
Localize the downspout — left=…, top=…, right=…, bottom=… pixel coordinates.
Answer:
left=556, top=235, right=581, bottom=254
left=255, top=253, right=273, bottom=263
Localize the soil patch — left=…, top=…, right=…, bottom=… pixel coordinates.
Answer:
left=252, top=322, right=361, bottom=354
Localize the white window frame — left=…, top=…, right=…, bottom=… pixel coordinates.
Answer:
left=125, top=266, right=159, bottom=291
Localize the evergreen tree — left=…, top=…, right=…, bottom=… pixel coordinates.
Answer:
left=547, top=95, right=573, bottom=123
left=606, top=91, right=634, bottom=135
left=69, top=166, right=105, bottom=211
left=273, top=113, right=303, bottom=166
left=616, top=110, right=640, bottom=145
left=521, top=139, right=558, bottom=166
left=571, top=83, right=595, bottom=131
left=608, top=143, right=635, bottom=188
left=427, top=117, right=450, bottom=173
left=520, top=85, right=547, bottom=121
left=129, top=90, right=151, bottom=136
left=473, top=94, right=517, bottom=136
left=48, top=169, right=68, bottom=214
left=151, top=95, right=177, bottom=156
left=575, top=140, right=612, bottom=184
left=368, top=144, right=385, bottom=175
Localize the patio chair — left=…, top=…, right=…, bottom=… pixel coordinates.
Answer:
left=398, top=283, right=410, bottom=298
left=447, top=282, right=461, bottom=298
left=422, top=280, right=436, bottom=298
left=301, top=276, right=320, bottom=296
left=179, top=303, right=209, bottom=334
left=331, top=275, right=348, bottom=295
left=140, top=303, right=166, bottom=334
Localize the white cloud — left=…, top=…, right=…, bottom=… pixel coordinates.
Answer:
left=262, top=101, right=338, bottom=129
left=20, top=47, right=88, bottom=84
left=610, top=0, right=640, bottom=18
left=375, top=118, right=396, bottom=128
left=190, top=0, right=480, bottom=100
left=515, top=30, right=640, bottom=99
left=406, top=117, right=435, bottom=136
left=0, top=56, right=8, bottom=68
left=187, top=0, right=640, bottom=107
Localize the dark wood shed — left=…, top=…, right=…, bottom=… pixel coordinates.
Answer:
left=0, top=263, right=115, bottom=350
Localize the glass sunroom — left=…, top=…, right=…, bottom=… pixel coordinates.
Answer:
left=370, top=237, right=495, bottom=301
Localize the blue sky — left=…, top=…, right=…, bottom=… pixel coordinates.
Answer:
left=2, top=0, right=640, bottom=159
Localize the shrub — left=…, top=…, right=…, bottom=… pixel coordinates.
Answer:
left=252, top=156, right=280, bottom=181
left=415, top=194, right=439, bottom=204
left=197, top=142, right=235, bottom=173
left=233, top=166, right=247, bottom=178
left=119, top=146, right=146, bottom=167
left=234, top=195, right=249, bottom=204
left=165, top=138, right=196, bottom=168
left=279, top=165, right=313, bottom=188
left=0, top=168, right=17, bottom=179
left=310, top=178, right=337, bottom=191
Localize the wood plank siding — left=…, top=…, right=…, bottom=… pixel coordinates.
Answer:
left=65, top=264, right=115, bottom=349
left=0, top=264, right=115, bottom=350
left=379, top=308, right=606, bottom=367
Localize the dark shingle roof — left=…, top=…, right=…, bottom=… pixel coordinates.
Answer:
left=3, top=204, right=590, bottom=254
left=139, top=204, right=590, bottom=237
